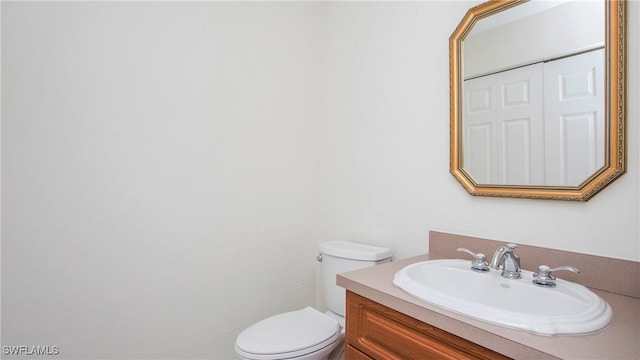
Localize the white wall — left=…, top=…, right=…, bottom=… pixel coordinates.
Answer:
left=2, top=2, right=324, bottom=359
left=319, top=0, right=639, bottom=262
left=2, top=1, right=638, bottom=359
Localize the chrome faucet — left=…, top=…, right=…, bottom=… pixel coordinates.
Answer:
left=490, top=243, right=522, bottom=279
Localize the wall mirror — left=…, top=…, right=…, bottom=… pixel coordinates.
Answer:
left=450, top=0, right=626, bottom=201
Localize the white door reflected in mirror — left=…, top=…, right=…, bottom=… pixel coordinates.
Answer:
left=462, top=49, right=604, bottom=186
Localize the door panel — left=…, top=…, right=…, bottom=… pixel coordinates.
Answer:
left=544, top=49, right=605, bottom=186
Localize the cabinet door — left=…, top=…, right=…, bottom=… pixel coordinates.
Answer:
left=345, top=345, right=373, bottom=360
left=346, top=292, right=510, bottom=360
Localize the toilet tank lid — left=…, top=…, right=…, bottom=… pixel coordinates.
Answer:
left=318, top=241, right=392, bottom=261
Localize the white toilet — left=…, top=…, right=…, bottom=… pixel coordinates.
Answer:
left=235, top=241, right=392, bottom=360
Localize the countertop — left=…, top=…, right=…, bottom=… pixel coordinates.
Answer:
left=337, top=254, right=640, bottom=360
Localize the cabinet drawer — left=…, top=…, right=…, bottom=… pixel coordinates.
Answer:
left=346, top=291, right=510, bottom=360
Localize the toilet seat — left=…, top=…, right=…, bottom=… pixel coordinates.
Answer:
left=235, top=307, right=341, bottom=360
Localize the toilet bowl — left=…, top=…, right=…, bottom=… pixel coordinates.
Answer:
left=234, top=241, right=392, bottom=360
left=235, top=307, right=342, bottom=360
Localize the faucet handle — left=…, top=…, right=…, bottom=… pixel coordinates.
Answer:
left=532, top=265, right=580, bottom=288
left=457, top=248, right=490, bottom=272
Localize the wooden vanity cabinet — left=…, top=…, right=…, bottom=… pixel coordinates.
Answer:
left=345, top=291, right=511, bottom=360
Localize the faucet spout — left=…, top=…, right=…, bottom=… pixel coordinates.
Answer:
left=490, top=244, right=522, bottom=279
left=489, top=246, right=508, bottom=270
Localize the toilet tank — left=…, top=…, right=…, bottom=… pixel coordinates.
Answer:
left=318, top=241, right=392, bottom=317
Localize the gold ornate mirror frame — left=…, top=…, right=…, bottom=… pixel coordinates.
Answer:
left=450, top=0, right=626, bottom=201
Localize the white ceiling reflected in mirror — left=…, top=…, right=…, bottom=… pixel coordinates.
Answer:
left=450, top=0, right=626, bottom=201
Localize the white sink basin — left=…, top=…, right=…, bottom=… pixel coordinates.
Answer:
left=393, top=259, right=612, bottom=335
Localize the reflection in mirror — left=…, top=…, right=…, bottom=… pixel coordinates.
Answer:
left=463, top=1, right=604, bottom=186
left=450, top=0, right=625, bottom=201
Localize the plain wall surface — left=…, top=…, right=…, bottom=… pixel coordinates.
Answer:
left=318, top=0, right=639, bottom=262
left=2, top=2, right=324, bottom=359
left=2, top=1, right=638, bottom=359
